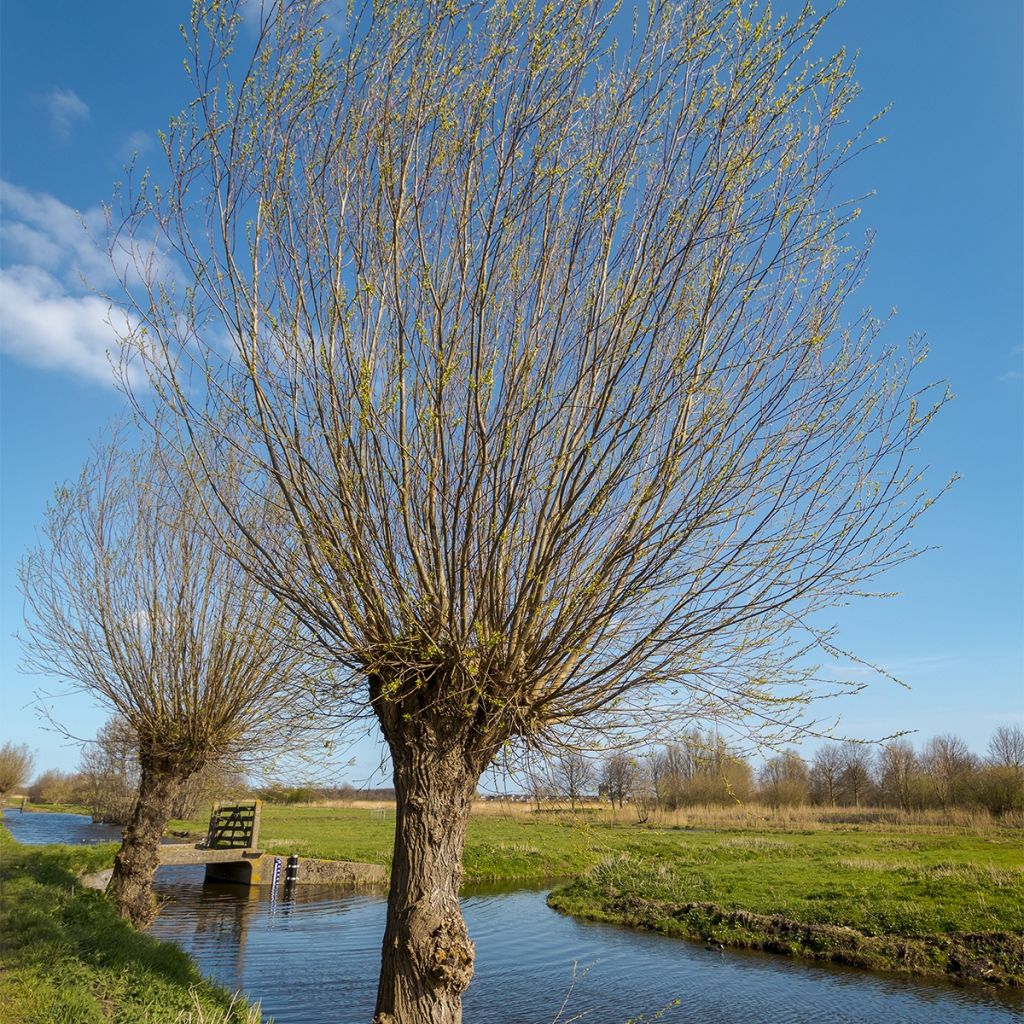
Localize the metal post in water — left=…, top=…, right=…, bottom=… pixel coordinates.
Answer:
left=282, top=854, right=299, bottom=914
left=269, top=856, right=282, bottom=920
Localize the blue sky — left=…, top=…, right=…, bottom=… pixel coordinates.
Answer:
left=1, top=1, right=1021, bottom=781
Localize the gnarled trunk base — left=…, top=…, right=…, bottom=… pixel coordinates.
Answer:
left=108, top=755, right=184, bottom=928
left=372, top=730, right=484, bottom=1024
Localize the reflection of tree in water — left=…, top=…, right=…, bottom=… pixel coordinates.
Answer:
left=153, top=864, right=367, bottom=997
left=149, top=867, right=253, bottom=992
left=150, top=873, right=260, bottom=993
left=193, top=882, right=261, bottom=990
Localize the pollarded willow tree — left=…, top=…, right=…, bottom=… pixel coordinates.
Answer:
left=19, top=429, right=321, bottom=927
left=116, top=0, right=947, bottom=1018
left=0, top=742, right=34, bottom=806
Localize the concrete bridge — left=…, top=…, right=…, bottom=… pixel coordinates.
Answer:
left=157, top=801, right=385, bottom=888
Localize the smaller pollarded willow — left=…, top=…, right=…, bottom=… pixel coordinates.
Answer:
left=113, top=0, right=948, bottom=1018
left=19, top=429, right=321, bottom=927
left=0, top=742, right=34, bottom=804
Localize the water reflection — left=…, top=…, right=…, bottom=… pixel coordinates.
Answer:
left=7, top=813, right=1021, bottom=1024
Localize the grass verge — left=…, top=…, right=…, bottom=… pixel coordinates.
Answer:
left=547, top=846, right=1024, bottom=986
left=0, top=824, right=266, bottom=1023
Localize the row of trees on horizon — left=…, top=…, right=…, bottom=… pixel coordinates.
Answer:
left=6, top=723, right=1020, bottom=823
left=525, top=726, right=1024, bottom=817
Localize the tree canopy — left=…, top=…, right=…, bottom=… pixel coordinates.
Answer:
left=111, top=0, right=947, bottom=1017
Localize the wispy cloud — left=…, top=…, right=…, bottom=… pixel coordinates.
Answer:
left=118, top=129, right=156, bottom=164
left=42, top=87, right=90, bottom=143
left=823, top=653, right=957, bottom=684
left=977, top=710, right=1024, bottom=724
left=239, top=0, right=267, bottom=27
left=1000, top=344, right=1024, bottom=382
left=0, top=180, right=149, bottom=389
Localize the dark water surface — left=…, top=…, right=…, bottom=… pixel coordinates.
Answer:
left=7, top=812, right=1022, bottom=1023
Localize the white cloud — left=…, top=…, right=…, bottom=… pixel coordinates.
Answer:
left=0, top=266, right=139, bottom=387
left=0, top=180, right=150, bottom=389
left=978, top=710, right=1024, bottom=724
left=43, top=87, right=90, bottom=143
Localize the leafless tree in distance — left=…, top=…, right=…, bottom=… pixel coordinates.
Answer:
left=601, top=753, right=637, bottom=809
left=920, top=734, right=977, bottom=812
left=809, top=741, right=845, bottom=807
left=18, top=429, right=323, bottom=927
left=552, top=750, right=594, bottom=810
left=113, top=0, right=948, bottom=1017
left=0, top=742, right=35, bottom=806
left=877, top=739, right=918, bottom=811
left=987, top=725, right=1024, bottom=772
left=838, top=740, right=875, bottom=808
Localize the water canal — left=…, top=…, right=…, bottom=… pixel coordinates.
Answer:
left=7, top=811, right=1021, bottom=1023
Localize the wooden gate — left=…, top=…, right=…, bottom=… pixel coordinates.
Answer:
left=201, top=800, right=262, bottom=850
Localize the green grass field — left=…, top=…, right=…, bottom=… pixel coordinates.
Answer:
left=0, top=824, right=264, bottom=1023
left=167, top=801, right=1024, bottom=984
left=171, top=803, right=1021, bottom=923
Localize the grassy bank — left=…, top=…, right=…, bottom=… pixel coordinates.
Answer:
left=546, top=832, right=1024, bottom=986
left=0, top=824, right=265, bottom=1023
left=168, top=801, right=1023, bottom=986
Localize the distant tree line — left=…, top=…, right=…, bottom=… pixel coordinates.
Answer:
left=18, top=724, right=1022, bottom=823
left=529, top=726, right=1024, bottom=818
left=254, top=783, right=397, bottom=805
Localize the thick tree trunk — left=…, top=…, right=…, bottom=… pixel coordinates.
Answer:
left=108, top=753, right=183, bottom=928
left=372, top=734, right=483, bottom=1024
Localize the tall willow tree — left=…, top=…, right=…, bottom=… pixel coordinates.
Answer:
left=19, top=431, right=318, bottom=927
left=118, top=0, right=946, bottom=1018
